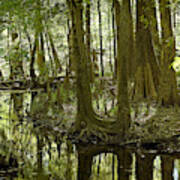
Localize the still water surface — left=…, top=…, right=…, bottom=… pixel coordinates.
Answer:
left=0, top=90, right=179, bottom=180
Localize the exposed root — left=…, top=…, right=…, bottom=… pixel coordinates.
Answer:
left=74, top=112, right=121, bottom=142
left=77, top=128, right=107, bottom=142
left=76, top=122, right=115, bottom=142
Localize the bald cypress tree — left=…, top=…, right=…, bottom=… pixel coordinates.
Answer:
left=158, top=0, right=178, bottom=105
left=69, top=0, right=115, bottom=136
left=133, top=0, right=158, bottom=101
left=115, top=0, right=131, bottom=135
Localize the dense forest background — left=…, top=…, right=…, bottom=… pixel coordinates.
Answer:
left=0, top=0, right=180, bottom=142
left=0, top=0, right=180, bottom=179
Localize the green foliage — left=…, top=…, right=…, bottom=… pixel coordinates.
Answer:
left=140, top=15, right=149, bottom=29
left=0, top=0, right=180, bottom=178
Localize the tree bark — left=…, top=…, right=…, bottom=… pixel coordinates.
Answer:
left=161, top=155, right=174, bottom=180
left=136, top=153, right=155, bottom=180
left=77, top=152, right=93, bottom=180
left=158, top=0, right=178, bottom=106
left=48, top=31, right=62, bottom=75
left=112, top=0, right=117, bottom=79
left=115, top=0, right=131, bottom=135
left=117, top=149, right=132, bottom=180
left=69, top=0, right=106, bottom=132
left=30, top=35, right=37, bottom=80
left=86, top=0, right=93, bottom=83
left=133, top=0, right=158, bottom=101
left=98, top=0, right=104, bottom=77
left=108, top=5, right=113, bottom=74
left=68, top=0, right=117, bottom=136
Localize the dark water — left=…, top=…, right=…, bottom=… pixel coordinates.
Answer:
left=0, top=90, right=179, bottom=180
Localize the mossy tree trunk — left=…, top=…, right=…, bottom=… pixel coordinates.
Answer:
left=70, top=0, right=94, bottom=130
left=34, top=0, right=48, bottom=80
left=67, top=16, right=71, bottom=76
left=108, top=5, right=113, bottom=74
left=48, top=31, right=62, bottom=76
left=158, top=0, right=178, bottom=106
left=66, top=0, right=74, bottom=74
left=86, top=0, right=93, bottom=83
left=68, top=0, right=117, bottom=136
left=115, top=0, right=131, bottom=135
left=112, top=0, right=117, bottom=79
left=98, top=0, right=104, bottom=77
left=161, top=155, right=174, bottom=180
left=37, top=135, right=43, bottom=172
left=66, top=141, right=73, bottom=180
left=77, top=151, right=93, bottom=180
left=145, top=0, right=160, bottom=91
left=126, top=0, right=134, bottom=80
left=36, top=34, right=47, bottom=78
left=136, top=153, right=155, bottom=180
left=117, top=149, right=132, bottom=180
left=30, top=35, right=37, bottom=80
left=133, top=0, right=158, bottom=101
left=146, top=0, right=160, bottom=59
left=68, top=0, right=141, bottom=136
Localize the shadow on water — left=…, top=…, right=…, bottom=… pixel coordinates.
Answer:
left=0, top=90, right=179, bottom=180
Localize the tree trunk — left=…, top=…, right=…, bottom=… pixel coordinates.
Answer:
left=48, top=31, right=62, bottom=76
left=126, top=0, right=134, bottom=80
left=117, top=149, right=132, bottom=180
left=30, top=35, right=37, bottom=80
left=98, top=0, right=104, bottom=77
left=86, top=0, right=93, bottom=83
left=108, top=5, right=113, bottom=74
left=161, top=155, right=174, bottom=180
left=77, top=151, right=92, bottom=180
left=158, top=0, right=178, bottom=106
left=136, top=153, right=155, bottom=180
left=145, top=0, right=160, bottom=90
left=70, top=0, right=94, bottom=130
left=68, top=0, right=117, bottom=136
left=115, top=0, right=131, bottom=135
left=37, top=136, right=43, bottom=171
left=66, top=141, right=73, bottom=180
left=133, top=0, right=158, bottom=101
left=112, top=0, right=117, bottom=79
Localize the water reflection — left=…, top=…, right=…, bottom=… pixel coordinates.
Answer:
left=77, top=144, right=180, bottom=180
left=0, top=91, right=179, bottom=179
left=136, top=153, right=155, bottom=180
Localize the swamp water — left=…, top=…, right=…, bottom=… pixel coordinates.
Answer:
left=0, top=90, right=179, bottom=180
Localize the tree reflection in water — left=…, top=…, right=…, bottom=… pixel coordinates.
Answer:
left=76, top=144, right=180, bottom=180
left=0, top=92, right=180, bottom=179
